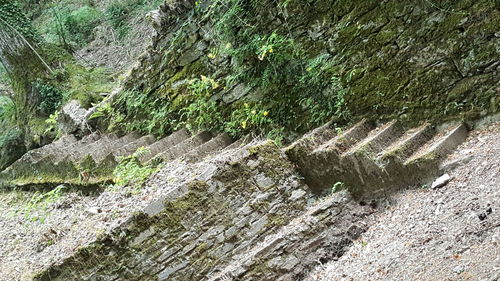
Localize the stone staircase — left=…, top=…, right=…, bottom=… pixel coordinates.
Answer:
left=0, top=129, right=235, bottom=189
left=285, top=119, right=468, bottom=198
left=29, top=119, right=470, bottom=281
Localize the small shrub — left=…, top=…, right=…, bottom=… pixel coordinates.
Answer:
left=113, top=147, right=157, bottom=193
left=33, top=79, right=64, bottom=115
left=180, top=76, right=223, bottom=132
left=63, top=6, right=102, bottom=46
left=331, top=181, right=345, bottom=193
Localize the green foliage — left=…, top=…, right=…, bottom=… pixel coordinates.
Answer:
left=35, top=4, right=101, bottom=48
left=331, top=181, right=345, bottom=193
left=0, top=95, right=15, bottom=121
left=61, top=64, right=112, bottom=108
left=180, top=76, right=223, bottom=132
left=21, top=185, right=65, bottom=223
left=105, top=0, right=135, bottom=37
left=33, top=79, right=64, bottom=115
left=43, top=111, right=60, bottom=136
left=107, top=83, right=193, bottom=136
left=113, top=147, right=157, bottom=193
left=0, top=0, right=38, bottom=40
left=89, top=102, right=112, bottom=120
left=62, top=6, right=102, bottom=46
left=107, top=0, right=350, bottom=142
left=225, top=102, right=273, bottom=136
left=105, top=0, right=163, bottom=38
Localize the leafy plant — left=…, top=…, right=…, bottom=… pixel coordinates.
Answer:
left=89, top=102, right=112, bottom=120
left=43, top=111, right=60, bottom=135
left=180, top=76, right=223, bottom=132
left=33, top=79, right=64, bottom=115
left=113, top=147, right=157, bottom=193
left=63, top=6, right=102, bottom=46
left=0, top=96, right=16, bottom=122
left=331, top=181, right=345, bottom=193
left=22, top=185, right=66, bottom=223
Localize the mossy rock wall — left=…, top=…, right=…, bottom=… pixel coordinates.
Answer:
left=34, top=141, right=311, bottom=280
left=118, top=0, right=498, bottom=137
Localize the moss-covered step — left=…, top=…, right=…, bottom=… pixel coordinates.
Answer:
left=285, top=120, right=468, bottom=198
left=376, top=123, right=435, bottom=165
left=285, top=119, right=374, bottom=192
left=48, top=132, right=102, bottom=163
left=1, top=134, right=78, bottom=174
left=360, top=123, right=469, bottom=197
left=283, top=120, right=338, bottom=165
left=404, top=123, right=468, bottom=166
left=151, top=131, right=213, bottom=163
left=0, top=134, right=88, bottom=188
left=33, top=140, right=310, bottom=281
left=341, top=120, right=404, bottom=158
left=114, top=134, right=157, bottom=158
left=183, top=133, right=234, bottom=163
left=0, top=132, right=145, bottom=189
left=65, top=133, right=120, bottom=161
left=138, top=129, right=191, bottom=163
left=92, top=132, right=142, bottom=163
left=207, top=190, right=374, bottom=281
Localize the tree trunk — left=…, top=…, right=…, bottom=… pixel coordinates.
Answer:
left=0, top=0, right=50, bottom=137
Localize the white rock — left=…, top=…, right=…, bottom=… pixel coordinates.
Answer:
left=431, top=174, right=451, bottom=189
left=290, top=189, right=307, bottom=201
left=86, top=207, right=102, bottom=215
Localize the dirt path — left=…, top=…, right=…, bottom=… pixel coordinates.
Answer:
left=305, top=123, right=499, bottom=281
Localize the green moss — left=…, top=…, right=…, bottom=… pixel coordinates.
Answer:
left=265, top=213, right=287, bottom=228
left=246, top=258, right=273, bottom=277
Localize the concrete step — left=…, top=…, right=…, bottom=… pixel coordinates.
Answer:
left=50, top=132, right=101, bottom=163
left=292, top=120, right=374, bottom=192
left=152, top=131, right=213, bottom=163
left=223, top=135, right=252, bottom=152
left=313, top=119, right=374, bottom=154
left=67, top=133, right=119, bottom=161
left=14, top=134, right=79, bottom=166
left=343, top=123, right=468, bottom=198
left=342, top=120, right=403, bottom=158
left=113, top=134, right=157, bottom=158
left=377, top=123, right=434, bottom=165
left=92, top=132, right=142, bottom=163
left=183, top=133, right=233, bottom=163
left=1, top=134, right=80, bottom=181
left=405, top=123, right=468, bottom=166
left=287, top=120, right=469, bottom=198
left=284, top=121, right=337, bottom=162
left=138, top=129, right=191, bottom=163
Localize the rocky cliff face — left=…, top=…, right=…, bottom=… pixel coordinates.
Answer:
left=120, top=0, right=498, bottom=135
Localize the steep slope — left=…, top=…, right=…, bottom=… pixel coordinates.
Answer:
left=305, top=122, right=499, bottom=281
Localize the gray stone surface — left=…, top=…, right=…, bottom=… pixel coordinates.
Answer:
left=57, top=100, right=90, bottom=135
